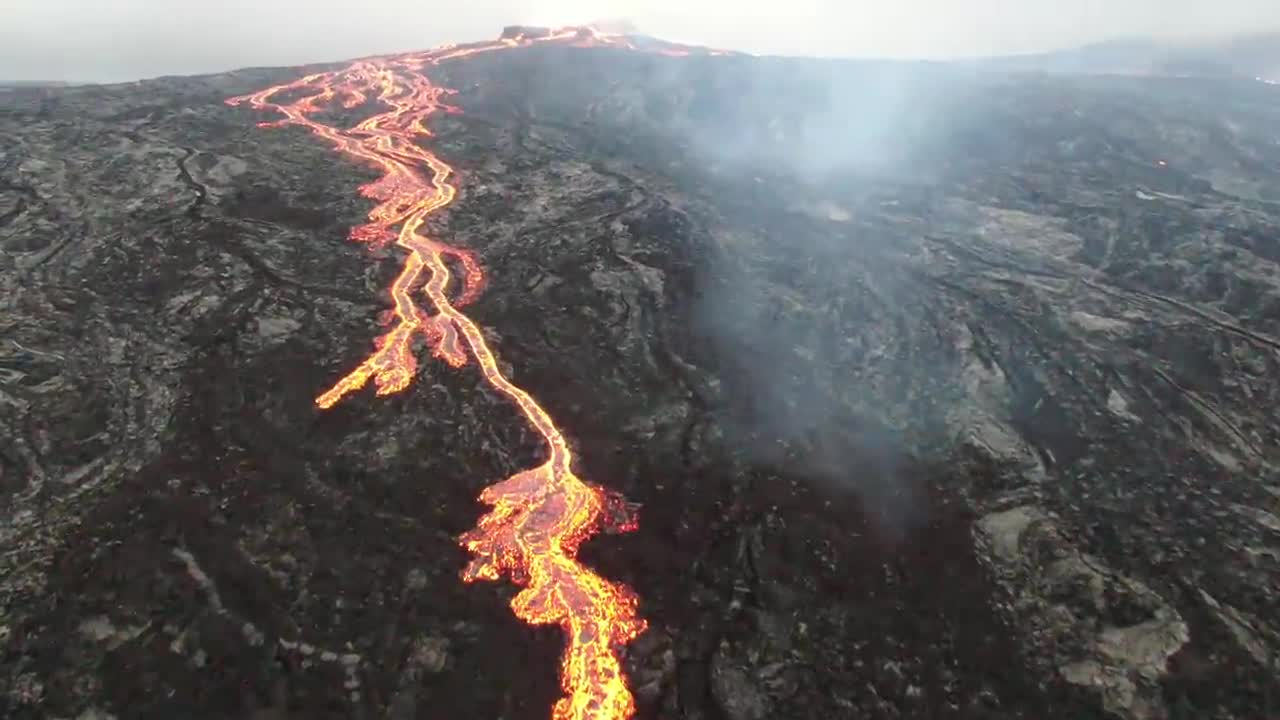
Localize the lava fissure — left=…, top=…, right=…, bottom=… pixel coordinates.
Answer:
left=226, top=26, right=715, bottom=720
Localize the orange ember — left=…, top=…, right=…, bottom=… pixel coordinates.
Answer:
left=225, top=25, right=719, bottom=720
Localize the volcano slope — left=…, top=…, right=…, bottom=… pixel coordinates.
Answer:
left=3, top=35, right=1280, bottom=720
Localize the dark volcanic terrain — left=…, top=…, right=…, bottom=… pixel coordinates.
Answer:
left=2, top=35, right=1280, bottom=720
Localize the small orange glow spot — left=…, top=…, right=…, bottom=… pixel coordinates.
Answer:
left=225, top=25, right=724, bottom=720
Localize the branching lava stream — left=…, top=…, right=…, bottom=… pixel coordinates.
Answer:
left=227, top=26, right=720, bottom=720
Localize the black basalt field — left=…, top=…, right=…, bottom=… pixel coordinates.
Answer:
left=1, top=34, right=1279, bottom=720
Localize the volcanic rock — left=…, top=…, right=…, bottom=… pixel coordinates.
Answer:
left=2, top=31, right=1279, bottom=720
left=501, top=25, right=558, bottom=40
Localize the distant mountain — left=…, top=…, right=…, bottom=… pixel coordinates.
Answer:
left=0, top=80, right=72, bottom=88
left=985, top=32, right=1280, bottom=82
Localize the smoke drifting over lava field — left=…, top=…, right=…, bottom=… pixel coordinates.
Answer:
left=2, top=25, right=1280, bottom=720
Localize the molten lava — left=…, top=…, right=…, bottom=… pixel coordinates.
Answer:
left=227, top=26, right=720, bottom=720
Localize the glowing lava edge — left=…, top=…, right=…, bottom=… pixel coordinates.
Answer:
left=227, top=26, right=724, bottom=720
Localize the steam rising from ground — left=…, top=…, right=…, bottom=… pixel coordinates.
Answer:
left=561, top=55, right=965, bottom=537
left=4, top=3, right=1272, bottom=541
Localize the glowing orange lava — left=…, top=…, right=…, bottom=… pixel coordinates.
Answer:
left=228, top=26, right=722, bottom=720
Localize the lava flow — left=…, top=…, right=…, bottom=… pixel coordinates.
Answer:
left=226, top=26, right=713, bottom=720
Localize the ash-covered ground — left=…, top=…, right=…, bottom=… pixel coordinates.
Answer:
left=2, top=38, right=1279, bottom=720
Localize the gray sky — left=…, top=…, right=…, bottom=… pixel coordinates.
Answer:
left=2, top=0, right=1278, bottom=82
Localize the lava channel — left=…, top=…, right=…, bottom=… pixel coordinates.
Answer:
left=225, top=25, right=706, bottom=720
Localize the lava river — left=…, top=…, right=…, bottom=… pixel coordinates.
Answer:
left=227, top=26, right=718, bottom=720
